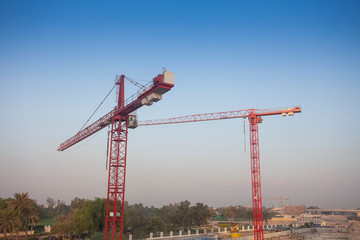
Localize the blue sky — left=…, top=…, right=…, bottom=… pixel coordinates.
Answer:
left=0, top=0, right=359, bottom=209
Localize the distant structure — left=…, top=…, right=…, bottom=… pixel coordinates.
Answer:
left=284, top=205, right=306, bottom=215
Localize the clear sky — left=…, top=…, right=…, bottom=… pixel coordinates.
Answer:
left=0, top=0, right=359, bottom=210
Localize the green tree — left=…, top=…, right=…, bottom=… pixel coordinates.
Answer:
left=90, top=231, right=105, bottom=240
left=190, top=203, right=213, bottom=227
left=224, top=206, right=236, bottom=220
left=0, top=209, right=21, bottom=240
left=0, top=198, right=9, bottom=210
left=307, top=206, right=319, bottom=209
left=147, top=216, right=165, bottom=233
left=234, top=206, right=248, bottom=220
left=156, top=204, right=177, bottom=232
left=175, top=200, right=191, bottom=228
left=39, top=206, right=54, bottom=220
left=262, top=208, right=276, bottom=222
left=71, top=197, right=85, bottom=210
left=7, top=192, right=33, bottom=240
left=125, top=203, right=149, bottom=239
left=7, top=193, right=32, bottom=217
left=73, top=198, right=107, bottom=234
left=23, top=206, right=39, bottom=238
left=245, top=208, right=253, bottom=221
left=46, top=198, right=55, bottom=208
left=52, top=211, right=80, bottom=235
left=52, top=214, right=72, bottom=234
left=54, top=201, right=70, bottom=217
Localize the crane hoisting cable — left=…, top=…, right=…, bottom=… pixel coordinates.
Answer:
left=124, top=76, right=146, bottom=89
left=243, top=119, right=246, bottom=152
left=78, top=84, right=116, bottom=133
left=106, top=125, right=110, bottom=170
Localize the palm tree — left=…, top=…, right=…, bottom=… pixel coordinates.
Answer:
left=0, top=209, right=21, bottom=240
left=23, top=207, right=39, bottom=239
left=7, top=192, right=33, bottom=240
left=8, top=193, right=32, bottom=216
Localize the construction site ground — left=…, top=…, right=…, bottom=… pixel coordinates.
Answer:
left=265, top=220, right=360, bottom=240
left=268, top=228, right=360, bottom=240
left=215, top=219, right=360, bottom=240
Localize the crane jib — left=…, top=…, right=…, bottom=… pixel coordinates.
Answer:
left=137, top=106, right=301, bottom=126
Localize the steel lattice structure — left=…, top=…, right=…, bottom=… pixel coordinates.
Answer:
left=249, top=114, right=264, bottom=240
left=105, top=115, right=128, bottom=240
left=58, top=71, right=175, bottom=240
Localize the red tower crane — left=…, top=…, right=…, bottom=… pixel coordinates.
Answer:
left=137, top=106, right=301, bottom=240
left=58, top=71, right=175, bottom=240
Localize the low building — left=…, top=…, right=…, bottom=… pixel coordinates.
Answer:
left=284, top=205, right=306, bottom=215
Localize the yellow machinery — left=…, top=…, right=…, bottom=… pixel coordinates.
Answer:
left=230, top=225, right=242, bottom=238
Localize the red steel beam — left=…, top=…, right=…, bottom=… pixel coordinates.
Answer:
left=57, top=110, right=115, bottom=151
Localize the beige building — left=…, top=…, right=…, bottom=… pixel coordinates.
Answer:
left=284, top=205, right=306, bottom=215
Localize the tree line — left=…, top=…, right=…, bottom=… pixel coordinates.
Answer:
left=215, top=205, right=276, bottom=222
left=51, top=199, right=214, bottom=240
left=0, top=193, right=39, bottom=240
left=0, top=193, right=276, bottom=240
left=0, top=194, right=214, bottom=240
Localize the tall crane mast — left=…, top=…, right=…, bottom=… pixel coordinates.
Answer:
left=58, top=71, right=175, bottom=240
left=137, top=106, right=301, bottom=240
